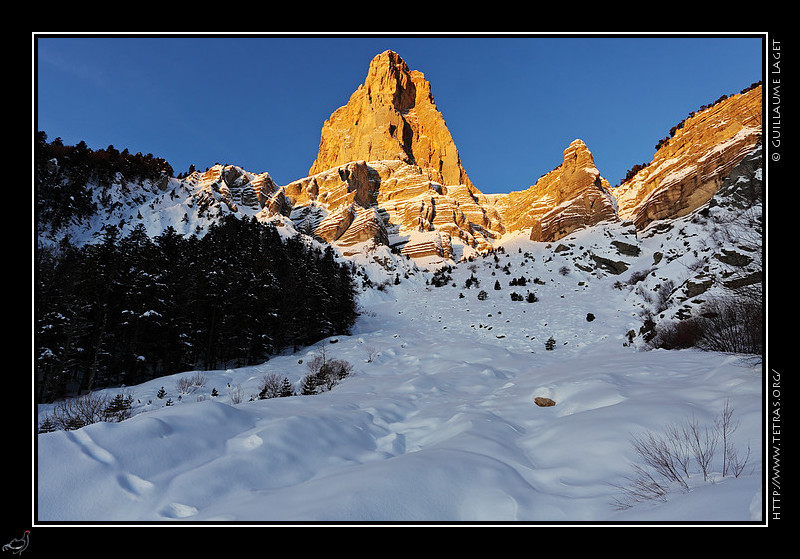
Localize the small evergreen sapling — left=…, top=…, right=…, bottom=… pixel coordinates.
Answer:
left=279, top=377, right=295, bottom=397
left=103, top=393, right=134, bottom=422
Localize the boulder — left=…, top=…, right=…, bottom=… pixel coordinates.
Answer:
left=534, top=397, right=556, bottom=407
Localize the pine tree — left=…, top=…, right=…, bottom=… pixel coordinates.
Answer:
left=279, top=377, right=295, bottom=397
left=103, top=393, right=134, bottom=422
left=300, top=373, right=320, bottom=396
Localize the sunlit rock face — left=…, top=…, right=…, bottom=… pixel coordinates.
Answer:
left=489, top=139, right=619, bottom=243
left=286, top=50, right=503, bottom=258
left=251, top=53, right=762, bottom=261
left=309, top=50, right=475, bottom=194
left=611, top=85, right=763, bottom=230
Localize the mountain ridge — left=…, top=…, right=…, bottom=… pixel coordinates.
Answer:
left=36, top=50, right=763, bottom=267
left=209, top=50, right=762, bottom=262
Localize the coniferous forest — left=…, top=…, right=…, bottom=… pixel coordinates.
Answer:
left=35, top=215, right=359, bottom=404
left=35, top=131, right=175, bottom=232
left=36, top=132, right=360, bottom=403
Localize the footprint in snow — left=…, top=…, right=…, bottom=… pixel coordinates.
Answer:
left=226, top=433, right=264, bottom=452
left=117, top=472, right=155, bottom=499
left=67, top=430, right=115, bottom=465
left=159, top=502, right=199, bottom=519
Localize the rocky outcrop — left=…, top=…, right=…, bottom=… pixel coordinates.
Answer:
left=272, top=51, right=501, bottom=259
left=612, top=85, right=762, bottom=229
left=400, top=231, right=453, bottom=261
left=189, top=165, right=280, bottom=213
left=309, top=50, right=475, bottom=194
left=490, top=139, right=619, bottom=242
left=184, top=52, right=762, bottom=264
left=281, top=158, right=499, bottom=258
left=336, top=207, right=389, bottom=248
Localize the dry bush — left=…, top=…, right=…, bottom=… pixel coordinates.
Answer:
left=43, top=392, right=110, bottom=430
left=612, top=400, right=751, bottom=509
left=229, top=384, right=245, bottom=404
left=39, top=391, right=134, bottom=432
left=695, top=295, right=763, bottom=355
left=175, top=372, right=208, bottom=394
left=301, top=347, right=353, bottom=395
left=649, top=294, right=762, bottom=357
left=650, top=319, right=705, bottom=350
left=258, top=373, right=282, bottom=399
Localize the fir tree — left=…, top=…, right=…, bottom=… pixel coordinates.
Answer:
left=279, top=377, right=295, bottom=397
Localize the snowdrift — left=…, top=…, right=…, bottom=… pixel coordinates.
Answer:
left=36, top=227, right=764, bottom=524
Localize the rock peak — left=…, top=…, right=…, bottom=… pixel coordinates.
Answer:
left=286, top=55, right=763, bottom=260
left=362, top=50, right=417, bottom=112
left=308, top=51, right=474, bottom=191
left=491, top=138, right=618, bottom=242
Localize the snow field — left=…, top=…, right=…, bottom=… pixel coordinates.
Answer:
left=37, top=230, right=763, bottom=523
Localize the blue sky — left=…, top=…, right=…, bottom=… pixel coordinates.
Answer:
left=35, top=34, right=764, bottom=194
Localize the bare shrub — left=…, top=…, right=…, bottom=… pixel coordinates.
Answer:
left=613, top=401, right=751, bottom=509
left=364, top=345, right=379, bottom=363
left=653, top=279, right=675, bottom=314
left=301, top=347, right=353, bottom=395
left=258, top=373, right=282, bottom=399
left=681, top=414, right=718, bottom=482
left=39, top=391, right=134, bottom=432
left=716, top=399, right=752, bottom=478
left=176, top=372, right=208, bottom=394
left=229, top=384, right=245, bottom=404
left=44, top=392, right=111, bottom=431
left=695, top=296, right=763, bottom=355
left=636, top=284, right=654, bottom=306
left=629, top=429, right=690, bottom=491
left=650, top=319, right=705, bottom=350
left=628, top=268, right=652, bottom=285
left=649, top=294, right=763, bottom=356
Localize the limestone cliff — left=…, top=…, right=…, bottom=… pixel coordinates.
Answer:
left=251, top=52, right=762, bottom=262
left=287, top=51, right=624, bottom=258
left=490, top=139, right=619, bottom=243
left=309, top=50, right=474, bottom=193
left=612, top=84, right=762, bottom=229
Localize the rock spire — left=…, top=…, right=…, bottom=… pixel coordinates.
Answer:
left=491, top=139, right=618, bottom=242
left=309, top=50, right=475, bottom=193
left=260, top=53, right=764, bottom=262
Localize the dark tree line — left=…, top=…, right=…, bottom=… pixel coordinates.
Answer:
left=35, top=216, right=359, bottom=403
left=36, top=131, right=175, bottom=231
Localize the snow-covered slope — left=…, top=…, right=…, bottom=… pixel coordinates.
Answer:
left=36, top=207, right=764, bottom=524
